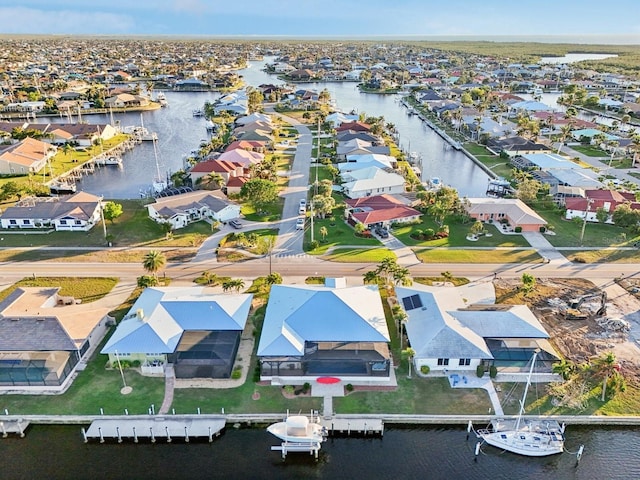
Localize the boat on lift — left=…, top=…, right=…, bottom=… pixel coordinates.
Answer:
left=267, top=413, right=327, bottom=445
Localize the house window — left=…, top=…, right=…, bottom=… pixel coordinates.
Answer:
left=60, top=220, right=67, bottom=225
left=9, top=220, right=16, bottom=225
left=22, top=220, right=30, bottom=225
left=437, top=358, right=449, bottom=366
left=459, top=358, right=471, bottom=366
left=75, top=220, right=82, bottom=225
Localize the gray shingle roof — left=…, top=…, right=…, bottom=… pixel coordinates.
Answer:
left=0, top=317, right=78, bottom=351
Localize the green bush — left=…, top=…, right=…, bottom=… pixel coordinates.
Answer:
left=309, top=240, right=319, bottom=250
left=231, top=369, right=242, bottom=380
left=514, top=226, right=522, bottom=233
left=303, top=382, right=311, bottom=393
left=476, top=365, right=485, bottom=378
left=420, top=365, right=430, bottom=375
left=131, top=360, right=141, bottom=368
left=489, top=365, right=498, bottom=378
left=345, top=383, right=354, bottom=392
left=283, top=385, right=295, bottom=395
left=539, top=226, right=546, bottom=233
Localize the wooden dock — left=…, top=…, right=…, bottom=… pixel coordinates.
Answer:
left=321, top=417, right=384, bottom=436
left=83, top=416, right=225, bottom=443
left=0, top=419, right=29, bottom=438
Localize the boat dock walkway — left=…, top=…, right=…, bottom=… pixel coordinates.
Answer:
left=1, top=419, right=29, bottom=437
left=320, top=416, right=384, bottom=436
left=83, top=415, right=225, bottom=443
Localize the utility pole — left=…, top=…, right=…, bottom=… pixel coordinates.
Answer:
left=580, top=198, right=594, bottom=246
left=310, top=202, right=314, bottom=243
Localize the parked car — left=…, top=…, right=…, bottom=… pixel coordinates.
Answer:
left=375, top=226, right=389, bottom=238
left=299, top=199, right=307, bottom=214
left=229, top=219, right=242, bottom=229
left=296, top=217, right=305, bottom=230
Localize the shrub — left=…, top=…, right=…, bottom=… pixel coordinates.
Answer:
left=137, top=275, right=158, bottom=287
left=345, top=383, right=354, bottom=392
left=252, top=365, right=261, bottom=382
left=424, top=228, right=435, bottom=238
left=309, top=240, right=319, bottom=250
left=489, top=365, right=498, bottom=378
left=131, top=360, right=141, bottom=368
left=539, top=226, right=546, bottom=233
left=420, top=365, right=430, bottom=375
left=514, top=226, right=522, bottom=233
left=303, top=382, right=311, bottom=393
left=231, top=369, right=242, bottom=380
left=476, top=365, right=485, bottom=378
left=283, top=385, right=295, bottom=395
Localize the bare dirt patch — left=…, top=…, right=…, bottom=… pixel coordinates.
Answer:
left=495, top=278, right=640, bottom=383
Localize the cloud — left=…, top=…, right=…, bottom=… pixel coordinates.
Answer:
left=0, top=7, right=135, bottom=34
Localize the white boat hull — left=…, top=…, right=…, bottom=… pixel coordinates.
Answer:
left=479, top=430, right=563, bottom=457
left=267, top=415, right=326, bottom=444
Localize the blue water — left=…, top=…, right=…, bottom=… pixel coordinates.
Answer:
left=3, top=424, right=640, bottom=480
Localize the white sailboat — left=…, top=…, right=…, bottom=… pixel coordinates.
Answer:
left=474, top=351, right=566, bottom=457
left=151, top=138, right=167, bottom=194
left=267, top=413, right=327, bottom=444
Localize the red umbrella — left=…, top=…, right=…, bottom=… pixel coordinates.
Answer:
left=316, top=377, right=341, bottom=384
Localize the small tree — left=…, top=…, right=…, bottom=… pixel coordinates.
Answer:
left=265, top=272, right=283, bottom=286
left=402, top=347, right=416, bottom=379
left=521, top=272, right=536, bottom=295
left=319, top=225, right=328, bottom=241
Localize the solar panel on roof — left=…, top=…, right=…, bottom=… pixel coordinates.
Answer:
left=401, top=294, right=423, bottom=311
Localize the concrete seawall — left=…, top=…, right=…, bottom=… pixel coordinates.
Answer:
left=6, top=413, right=640, bottom=427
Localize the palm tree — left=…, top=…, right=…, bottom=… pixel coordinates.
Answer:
left=142, top=250, right=166, bottom=279
left=362, top=270, right=380, bottom=285
left=402, top=347, right=416, bottom=379
left=319, top=225, right=328, bottom=241
left=265, top=272, right=282, bottom=286
left=592, top=351, right=619, bottom=401
left=196, top=173, right=224, bottom=190
left=201, top=270, right=218, bottom=286
left=552, top=358, right=575, bottom=381
left=223, top=278, right=245, bottom=293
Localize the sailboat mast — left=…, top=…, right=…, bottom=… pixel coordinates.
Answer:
left=515, top=350, right=539, bottom=431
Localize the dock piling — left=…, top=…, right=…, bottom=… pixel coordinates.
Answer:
left=165, top=426, right=171, bottom=443
left=98, top=427, right=104, bottom=443
left=116, top=426, right=122, bottom=443
left=81, top=428, right=87, bottom=443
left=150, top=427, right=155, bottom=443
left=133, top=426, right=138, bottom=443
left=184, top=426, right=189, bottom=443
left=208, top=426, right=213, bottom=443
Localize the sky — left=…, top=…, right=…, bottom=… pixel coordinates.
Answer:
left=0, top=0, right=639, bottom=42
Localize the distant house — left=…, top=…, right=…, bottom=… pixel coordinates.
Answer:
left=189, top=159, right=245, bottom=186
left=341, top=166, right=406, bottom=199
left=0, top=287, right=113, bottom=389
left=565, top=189, right=640, bottom=224
left=345, top=194, right=422, bottom=228
left=396, top=283, right=559, bottom=374
left=0, top=137, right=56, bottom=175
left=217, top=148, right=264, bottom=167
left=339, top=154, right=396, bottom=172
left=104, top=93, right=149, bottom=108
left=257, top=280, right=392, bottom=383
left=336, top=121, right=371, bottom=133
left=146, top=190, right=240, bottom=230
left=465, top=198, right=547, bottom=232
left=101, top=287, right=253, bottom=379
left=486, top=137, right=551, bottom=157
left=0, top=191, right=102, bottom=231
left=48, top=123, right=117, bottom=147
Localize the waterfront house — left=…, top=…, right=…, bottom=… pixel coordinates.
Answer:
left=0, top=191, right=102, bottom=231
left=339, top=153, right=396, bottom=172
left=0, top=287, right=113, bottom=388
left=341, top=166, right=406, bottom=199
left=345, top=194, right=422, bottom=229
left=235, top=112, right=272, bottom=126
left=464, top=197, right=547, bottom=232
left=336, top=139, right=390, bottom=160
left=336, top=121, right=371, bottom=133
left=101, top=287, right=252, bottom=378
left=146, top=190, right=240, bottom=230
left=257, top=280, right=392, bottom=383
left=48, top=123, right=117, bottom=147
left=395, top=283, right=558, bottom=374
left=0, top=137, right=56, bottom=175
left=104, top=93, right=149, bottom=109
left=486, top=137, right=552, bottom=157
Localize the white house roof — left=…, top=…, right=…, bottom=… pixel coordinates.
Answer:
left=342, top=167, right=405, bottom=196
left=465, top=198, right=547, bottom=226
left=101, top=287, right=252, bottom=355
left=520, top=153, right=581, bottom=170
left=396, top=283, right=495, bottom=360
left=396, top=283, right=553, bottom=361
left=257, top=284, right=389, bottom=357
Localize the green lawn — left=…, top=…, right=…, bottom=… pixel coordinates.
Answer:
left=570, top=145, right=608, bottom=157
left=305, top=212, right=381, bottom=254
left=535, top=208, right=640, bottom=248
left=392, top=217, right=530, bottom=248
left=323, top=247, right=396, bottom=263
left=564, top=249, right=640, bottom=264
left=414, top=248, right=542, bottom=263
left=0, top=343, right=165, bottom=416
left=0, top=199, right=212, bottom=248
left=0, top=277, right=118, bottom=304
left=241, top=198, right=284, bottom=222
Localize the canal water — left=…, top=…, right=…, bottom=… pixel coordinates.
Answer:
left=40, top=57, right=492, bottom=199
left=3, top=424, right=639, bottom=479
